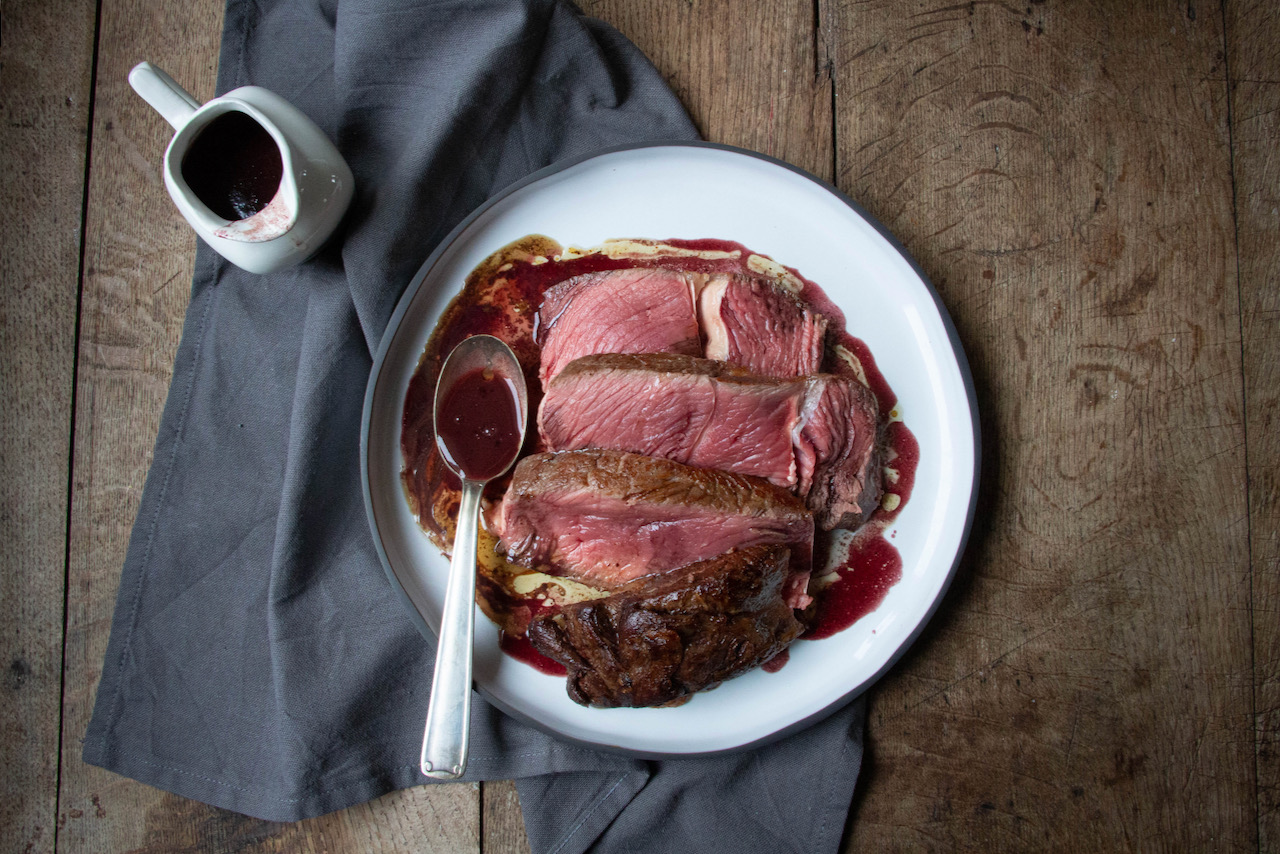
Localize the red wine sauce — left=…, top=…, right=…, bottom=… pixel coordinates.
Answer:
left=805, top=534, right=905, bottom=640
left=435, top=368, right=522, bottom=481
left=499, top=633, right=567, bottom=676
left=182, top=111, right=283, bottom=221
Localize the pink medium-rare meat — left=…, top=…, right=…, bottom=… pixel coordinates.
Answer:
left=699, top=273, right=828, bottom=377
left=527, top=544, right=803, bottom=708
left=537, top=268, right=830, bottom=385
left=496, top=448, right=813, bottom=589
left=536, top=268, right=701, bottom=385
left=537, top=353, right=884, bottom=531
left=538, top=353, right=801, bottom=488
left=796, top=375, right=883, bottom=530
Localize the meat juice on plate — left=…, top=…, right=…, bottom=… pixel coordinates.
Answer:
left=400, top=235, right=919, bottom=684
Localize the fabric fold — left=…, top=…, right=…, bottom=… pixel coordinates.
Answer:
left=517, top=702, right=866, bottom=854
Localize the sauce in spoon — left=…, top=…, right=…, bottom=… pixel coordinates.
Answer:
left=435, top=369, right=523, bottom=481
left=422, top=335, right=527, bottom=780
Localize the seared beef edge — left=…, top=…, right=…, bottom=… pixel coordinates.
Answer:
left=527, top=545, right=803, bottom=708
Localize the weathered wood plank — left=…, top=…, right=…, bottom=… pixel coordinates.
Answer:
left=77, top=786, right=480, bottom=854
left=586, top=0, right=834, bottom=183
left=58, top=0, right=242, bottom=848
left=831, top=1, right=1253, bottom=849
left=482, top=780, right=530, bottom=854
left=55, top=0, right=482, bottom=849
left=1227, top=0, right=1280, bottom=848
left=0, top=1, right=98, bottom=852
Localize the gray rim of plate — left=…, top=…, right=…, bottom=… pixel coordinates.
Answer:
left=359, top=139, right=982, bottom=759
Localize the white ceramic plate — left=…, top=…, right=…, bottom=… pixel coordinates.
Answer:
left=362, top=143, right=979, bottom=756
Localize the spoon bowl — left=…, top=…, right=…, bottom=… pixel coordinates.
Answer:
left=421, top=334, right=527, bottom=779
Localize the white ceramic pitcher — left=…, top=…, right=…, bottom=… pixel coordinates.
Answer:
left=129, top=61, right=354, bottom=274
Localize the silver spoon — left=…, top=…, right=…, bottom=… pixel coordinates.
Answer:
left=422, top=334, right=528, bottom=779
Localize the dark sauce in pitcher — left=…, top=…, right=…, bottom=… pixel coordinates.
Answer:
left=181, top=111, right=283, bottom=221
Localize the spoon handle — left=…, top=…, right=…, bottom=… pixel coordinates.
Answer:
left=421, top=477, right=484, bottom=779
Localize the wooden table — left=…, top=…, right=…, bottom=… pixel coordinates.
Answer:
left=3, top=0, right=1276, bottom=850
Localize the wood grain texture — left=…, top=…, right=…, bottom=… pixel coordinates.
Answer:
left=585, top=0, right=834, bottom=182
left=482, top=780, right=531, bottom=854
left=0, top=1, right=97, bottom=853
left=54, top=0, right=482, bottom=850
left=1227, top=0, right=1280, bottom=849
left=57, top=0, right=240, bottom=848
left=56, top=785, right=477, bottom=854
left=830, top=0, right=1253, bottom=849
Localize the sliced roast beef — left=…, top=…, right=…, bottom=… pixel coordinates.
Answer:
left=497, top=448, right=813, bottom=589
left=699, top=273, right=828, bottom=377
left=796, top=376, right=883, bottom=529
left=527, top=544, right=803, bottom=708
left=538, top=353, right=883, bottom=530
left=538, top=268, right=829, bottom=385
left=538, top=353, right=801, bottom=488
left=536, top=268, right=701, bottom=385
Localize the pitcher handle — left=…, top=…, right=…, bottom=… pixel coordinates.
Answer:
left=129, top=62, right=200, bottom=129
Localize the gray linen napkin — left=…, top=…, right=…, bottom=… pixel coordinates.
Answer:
left=83, top=1, right=867, bottom=851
